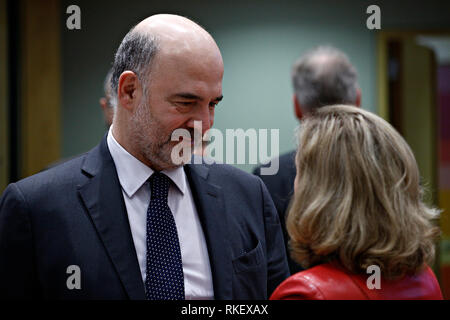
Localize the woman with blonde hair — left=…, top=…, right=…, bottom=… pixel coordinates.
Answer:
left=270, top=105, right=443, bottom=300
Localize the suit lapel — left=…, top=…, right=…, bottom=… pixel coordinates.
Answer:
left=77, top=136, right=146, bottom=300
left=185, top=163, right=232, bottom=299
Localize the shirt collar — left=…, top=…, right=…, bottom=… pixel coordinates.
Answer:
left=107, top=127, right=186, bottom=197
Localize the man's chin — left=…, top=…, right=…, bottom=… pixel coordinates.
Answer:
left=145, top=159, right=181, bottom=172
left=165, top=141, right=194, bottom=167
left=148, top=150, right=191, bottom=171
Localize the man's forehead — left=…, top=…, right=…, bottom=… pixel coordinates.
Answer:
left=162, top=75, right=223, bottom=98
left=150, top=46, right=224, bottom=83
left=156, top=34, right=223, bottom=64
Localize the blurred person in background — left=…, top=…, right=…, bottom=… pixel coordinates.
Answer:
left=99, top=68, right=116, bottom=128
left=44, top=68, right=116, bottom=170
left=270, top=105, right=443, bottom=300
left=253, top=46, right=361, bottom=274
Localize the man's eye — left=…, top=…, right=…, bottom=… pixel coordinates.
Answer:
left=209, top=102, right=218, bottom=108
left=177, top=101, right=194, bottom=107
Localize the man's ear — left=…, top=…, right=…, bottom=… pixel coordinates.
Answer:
left=118, top=71, right=140, bottom=111
left=293, top=94, right=303, bottom=120
left=355, top=88, right=362, bottom=107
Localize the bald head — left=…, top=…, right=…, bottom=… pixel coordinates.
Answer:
left=111, top=14, right=222, bottom=99
left=134, top=14, right=217, bottom=51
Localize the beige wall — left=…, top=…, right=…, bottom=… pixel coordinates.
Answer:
left=402, top=36, right=437, bottom=204
left=377, top=32, right=438, bottom=204
left=20, top=0, right=61, bottom=178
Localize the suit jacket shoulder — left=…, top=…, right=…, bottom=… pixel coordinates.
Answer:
left=11, top=152, right=89, bottom=205
left=0, top=140, right=139, bottom=299
left=252, top=150, right=296, bottom=212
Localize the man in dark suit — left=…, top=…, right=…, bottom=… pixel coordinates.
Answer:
left=253, top=46, right=361, bottom=274
left=0, top=14, right=289, bottom=299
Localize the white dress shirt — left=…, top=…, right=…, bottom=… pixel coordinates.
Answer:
left=107, top=128, right=214, bottom=300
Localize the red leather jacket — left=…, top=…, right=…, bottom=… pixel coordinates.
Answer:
left=270, top=262, right=443, bottom=300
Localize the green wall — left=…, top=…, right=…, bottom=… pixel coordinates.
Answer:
left=61, top=0, right=450, bottom=172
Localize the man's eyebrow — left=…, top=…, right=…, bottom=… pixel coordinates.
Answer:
left=170, top=93, right=223, bottom=102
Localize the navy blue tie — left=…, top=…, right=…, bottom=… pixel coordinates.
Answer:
left=145, top=172, right=185, bottom=300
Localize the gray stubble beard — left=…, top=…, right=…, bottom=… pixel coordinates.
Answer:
left=129, top=99, right=179, bottom=171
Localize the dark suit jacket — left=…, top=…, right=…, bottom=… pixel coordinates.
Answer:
left=0, top=136, right=289, bottom=299
left=253, top=151, right=303, bottom=274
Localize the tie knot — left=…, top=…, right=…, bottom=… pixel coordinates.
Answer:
left=149, top=172, right=171, bottom=200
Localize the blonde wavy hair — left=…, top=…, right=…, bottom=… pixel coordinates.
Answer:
left=287, top=105, right=440, bottom=279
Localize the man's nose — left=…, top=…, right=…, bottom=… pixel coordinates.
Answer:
left=188, top=105, right=212, bottom=133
